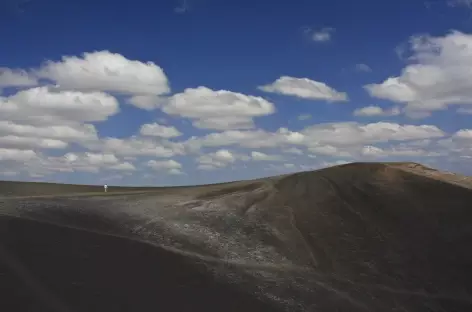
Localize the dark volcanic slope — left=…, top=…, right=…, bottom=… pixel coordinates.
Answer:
left=0, top=180, right=157, bottom=197
left=2, top=162, right=472, bottom=312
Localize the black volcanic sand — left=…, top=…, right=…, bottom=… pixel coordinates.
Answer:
left=2, top=162, right=472, bottom=311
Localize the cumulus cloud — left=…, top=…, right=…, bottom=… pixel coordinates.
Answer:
left=0, top=85, right=119, bottom=150
left=454, top=129, right=472, bottom=139
left=174, top=0, right=190, bottom=13
left=35, top=51, right=170, bottom=96
left=186, top=129, right=288, bottom=150
left=0, top=148, right=37, bottom=162
left=258, top=76, right=348, bottom=102
left=365, top=31, right=472, bottom=117
left=436, top=129, right=472, bottom=159
left=0, top=86, right=119, bottom=130
left=457, top=107, right=472, bottom=114
left=283, top=147, right=304, bottom=155
left=353, top=105, right=400, bottom=117
left=147, top=159, right=183, bottom=175
left=361, top=145, right=439, bottom=158
left=126, top=95, right=169, bottom=111
left=308, top=145, right=353, bottom=157
left=0, top=151, right=135, bottom=175
left=0, top=171, right=19, bottom=177
left=0, top=49, right=466, bottom=182
left=161, top=86, right=275, bottom=130
left=250, top=151, right=282, bottom=161
left=147, top=159, right=182, bottom=169
left=301, top=122, right=445, bottom=146
left=51, top=152, right=136, bottom=172
left=355, top=64, right=372, bottom=72
left=448, top=0, right=472, bottom=8
left=140, top=123, right=182, bottom=138
left=0, top=135, right=68, bottom=150
left=309, top=27, right=335, bottom=42
left=55, top=153, right=133, bottom=172
left=86, top=137, right=185, bottom=158
left=197, top=149, right=239, bottom=170
left=185, top=122, right=444, bottom=152
left=0, top=68, right=37, bottom=87
left=0, top=121, right=98, bottom=144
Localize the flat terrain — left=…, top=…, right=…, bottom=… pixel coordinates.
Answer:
left=2, top=162, right=472, bottom=311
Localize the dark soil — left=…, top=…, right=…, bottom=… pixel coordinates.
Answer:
left=2, top=162, right=472, bottom=311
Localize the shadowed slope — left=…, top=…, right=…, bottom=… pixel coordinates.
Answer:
left=1, top=162, right=472, bottom=311
left=273, top=163, right=472, bottom=309
left=0, top=216, right=275, bottom=312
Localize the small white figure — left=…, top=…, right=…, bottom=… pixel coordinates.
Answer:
left=104, top=184, right=108, bottom=193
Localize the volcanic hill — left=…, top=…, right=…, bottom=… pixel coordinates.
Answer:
left=1, top=162, right=472, bottom=312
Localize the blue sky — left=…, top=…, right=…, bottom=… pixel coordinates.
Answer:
left=2, top=0, right=472, bottom=186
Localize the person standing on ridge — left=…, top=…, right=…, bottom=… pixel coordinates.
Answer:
left=104, top=184, right=108, bottom=193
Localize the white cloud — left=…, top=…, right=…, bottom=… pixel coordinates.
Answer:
left=353, top=105, right=400, bottom=117
left=192, top=117, right=256, bottom=130
left=0, top=121, right=98, bottom=144
left=398, top=139, right=433, bottom=148
left=0, top=49, right=465, bottom=183
left=365, top=31, right=472, bottom=117
left=454, top=129, right=472, bottom=139
left=301, top=122, right=445, bottom=146
left=258, top=76, right=348, bottom=102
left=186, top=129, right=287, bottom=150
left=448, top=0, right=472, bottom=8
left=161, top=86, right=275, bottom=130
left=197, top=149, right=239, bottom=170
left=174, top=0, right=190, bottom=13
left=147, top=159, right=182, bottom=169
left=0, top=171, right=19, bottom=177
left=108, top=162, right=136, bottom=171
left=169, top=168, right=184, bottom=175
left=86, top=137, right=185, bottom=158
left=298, top=160, right=351, bottom=172
left=319, top=160, right=350, bottom=168
left=435, top=130, right=472, bottom=159
left=0, top=148, right=37, bottom=162
left=457, top=107, right=472, bottom=114
left=283, top=147, right=304, bottom=155
left=196, top=164, right=217, bottom=171
left=361, top=145, right=438, bottom=157
left=0, top=68, right=37, bottom=87
left=127, top=95, right=168, bottom=110
left=147, top=159, right=183, bottom=174
left=0, top=86, right=119, bottom=124
left=140, top=123, right=182, bottom=138
left=0, top=136, right=67, bottom=150
left=186, top=122, right=444, bottom=153
left=40, top=152, right=136, bottom=173
left=1, top=151, right=136, bottom=176
left=250, top=151, right=282, bottom=161
left=308, top=145, right=353, bottom=157
left=35, top=51, right=170, bottom=96
left=355, top=64, right=372, bottom=72
left=310, top=27, right=335, bottom=42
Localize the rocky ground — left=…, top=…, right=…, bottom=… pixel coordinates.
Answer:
left=1, top=162, right=472, bottom=312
